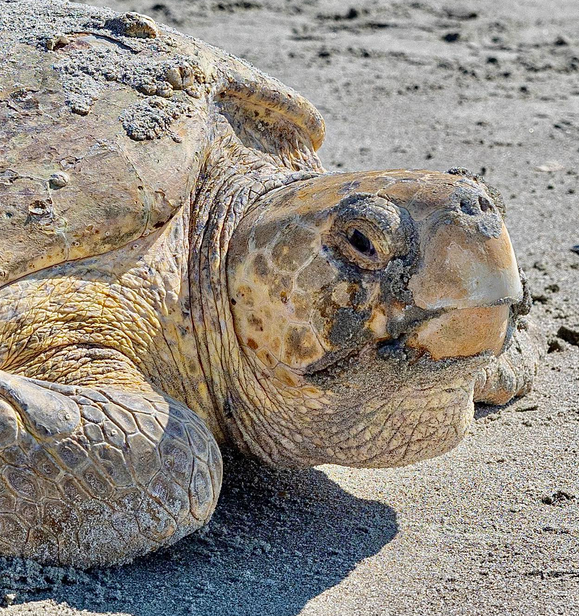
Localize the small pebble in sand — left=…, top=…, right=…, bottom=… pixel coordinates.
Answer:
left=106, top=12, right=159, bottom=38
left=535, top=160, right=565, bottom=172
left=49, top=172, right=70, bottom=188
left=2, top=593, right=16, bottom=607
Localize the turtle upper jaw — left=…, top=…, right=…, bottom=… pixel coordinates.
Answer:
left=398, top=196, right=523, bottom=361
left=408, top=219, right=523, bottom=313
left=394, top=265, right=522, bottom=362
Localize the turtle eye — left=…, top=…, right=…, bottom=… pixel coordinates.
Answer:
left=347, top=229, right=375, bottom=256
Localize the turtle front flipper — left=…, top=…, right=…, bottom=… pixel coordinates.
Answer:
left=474, top=318, right=545, bottom=406
left=0, top=371, right=221, bottom=567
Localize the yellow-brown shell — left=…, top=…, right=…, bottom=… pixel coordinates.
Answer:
left=0, top=0, right=325, bottom=288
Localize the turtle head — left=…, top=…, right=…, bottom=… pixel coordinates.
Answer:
left=226, top=169, right=526, bottom=468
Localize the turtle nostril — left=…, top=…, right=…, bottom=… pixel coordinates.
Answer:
left=459, top=195, right=494, bottom=215
left=459, top=198, right=474, bottom=215
left=478, top=196, right=492, bottom=212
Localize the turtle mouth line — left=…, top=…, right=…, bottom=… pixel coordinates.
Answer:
left=304, top=304, right=517, bottom=381
left=303, top=334, right=421, bottom=381
left=302, top=344, right=364, bottom=379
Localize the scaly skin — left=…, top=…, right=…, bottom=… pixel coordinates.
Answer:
left=0, top=1, right=543, bottom=566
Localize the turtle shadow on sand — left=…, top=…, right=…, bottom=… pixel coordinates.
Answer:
left=474, top=397, right=524, bottom=421
left=1, top=450, right=397, bottom=616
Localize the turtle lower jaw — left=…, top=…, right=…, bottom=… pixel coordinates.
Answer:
left=404, top=304, right=511, bottom=361
left=336, top=385, right=475, bottom=469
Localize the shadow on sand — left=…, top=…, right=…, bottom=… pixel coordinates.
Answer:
left=2, top=450, right=397, bottom=616
left=474, top=397, right=521, bottom=421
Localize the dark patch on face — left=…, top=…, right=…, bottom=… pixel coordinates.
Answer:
left=380, top=258, right=414, bottom=305
left=349, top=281, right=369, bottom=305
left=376, top=208, right=420, bottom=305
left=450, top=186, right=502, bottom=239
left=447, top=167, right=507, bottom=217
left=246, top=338, right=259, bottom=350
left=341, top=279, right=369, bottom=307
left=376, top=338, right=413, bottom=363
left=248, top=314, right=264, bottom=332
left=253, top=253, right=270, bottom=279
left=383, top=305, right=437, bottom=340
left=317, top=279, right=366, bottom=322
left=329, top=307, right=370, bottom=347
left=322, top=244, right=378, bottom=288
left=285, top=326, right=319, bottom=362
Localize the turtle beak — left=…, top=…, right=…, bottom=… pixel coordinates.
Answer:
left=404, top=199, right=523, bottom=361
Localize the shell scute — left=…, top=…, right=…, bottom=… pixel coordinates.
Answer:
left=0, top=17, right=211, bottom=287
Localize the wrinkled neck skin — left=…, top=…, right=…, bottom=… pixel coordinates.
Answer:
left=187, top=118, right=322, bottom=445
left=189, top=123, right=491, bottom=469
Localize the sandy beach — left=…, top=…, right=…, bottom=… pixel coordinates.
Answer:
left=1, top=0, right=578, bottom=614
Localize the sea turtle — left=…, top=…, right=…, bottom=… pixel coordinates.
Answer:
left=0, top=0, right=542, bottom=567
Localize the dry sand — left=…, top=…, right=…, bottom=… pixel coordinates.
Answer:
left=1, top=0, right=578, bottom=614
